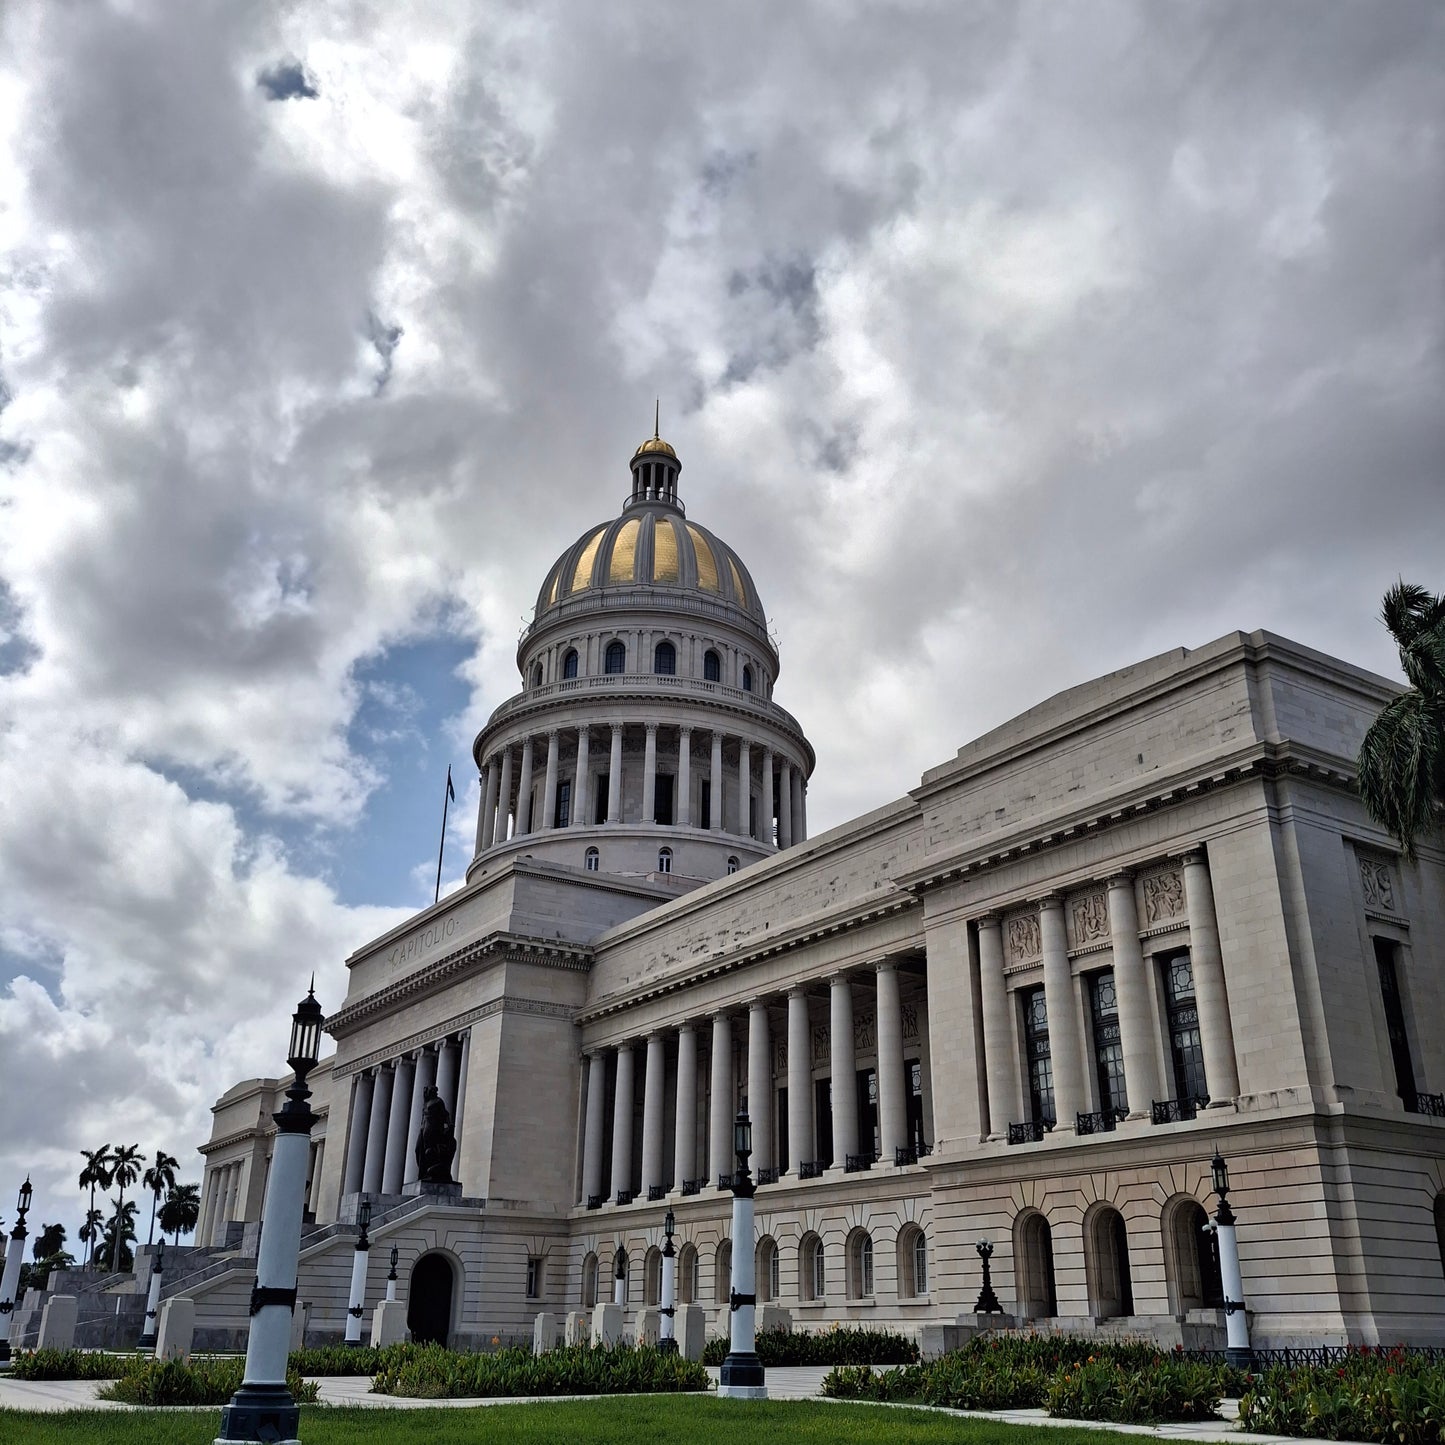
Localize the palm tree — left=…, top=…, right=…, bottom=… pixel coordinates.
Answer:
left=142, top=1150, right=180, bottom=1246
left=101, top=1198, right=138, bottom=1275
left=31, top=1223, right=66, bottom=1262
left=159, top=1182, right=201, bottom=1247
left=107, top=1144, right=143, bottom=1272
left=77, top=1146, right=114, bottom=1268
left=77, top=1208, right=105, bottom=1267
left=1358, top=582, right=1445, bottom=860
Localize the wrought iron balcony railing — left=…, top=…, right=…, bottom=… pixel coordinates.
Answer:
left=757, top=1166, right=779, bottom=1185
left=680, top=1178, right=701, bottom=1197
left=1405, top=1091, right=1445, bottom=1117
left=798, top=1160, right=824, bottom=1180
left=844, top=1152, right=876, bottom=1173
left=586, top=1194, right=603, bottom=1210
left=1151, top=1095, right=1209, bottom=1124
left=647, top=1184, right=667, bottom=1201
left=615, top=1189, right=633, bottom=1206
left=1076, top=1107, right=1129, bottom=1136
left=1007, top=1120, right=1047, bottom=1145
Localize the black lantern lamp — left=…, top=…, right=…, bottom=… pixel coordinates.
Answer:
left=15, top=1178, right=31, bottom=1222
left=288, top=978, right=325, bottom=1081
left=663, top=1208, right=676, bottom=1248
left=733, top=1112, right=752, bottom=1169
left=388, top=1245, right=398, bottom=1282
left=1210, top=1150, right=1235, bottom=1225
left=357, top=1197, right=373, bottom=1249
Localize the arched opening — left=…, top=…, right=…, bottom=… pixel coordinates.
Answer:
left=677, top=1243, right=698, bottom=1304
left=1015, top=1212, right=1057, bottom=1319
left=1164, top=1196, right=1223, bottom=1313
left=657, top=847, right=672, bottom=874
left=742, top=665, right=753, bottom=693
left=562, top=648, right=579, bottom=679
left=644, top=1246, right=662, bottom=1306
left=531, top=662, right=543, bottom=688
left=715, top=1240, right=732, bottom=1304
left=756, top=1236, right=778, bottom=1302
left=1085, top=1206, right=1134, bottom=1319
left=612, top=1246, right=629, bottom=1306
left=1436, top=1195, right=1445, bottom=1279
left=727, top=856, right=739, bottom=875
left=605, top=640, right=626, bottom=674
left=898, top=1225, right=927, bottom=1298
left=585, top=847, right=600, bottom=872
left=654, top=641, right=676, bottom=675
left=703, top=649, right=721, bottom=683
left=581, top=1251, right=599, bottom=1308
left=847, top=1229, right=874, bottom=1299
left=799, top=1232, right=824, bottom=1302
left=407, top=1252, right=456, bottom=1346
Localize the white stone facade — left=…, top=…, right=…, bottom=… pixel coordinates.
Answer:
left=186, top=439, right=1445, bottom=1352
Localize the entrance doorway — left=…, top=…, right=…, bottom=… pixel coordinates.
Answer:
left=407, top=1253, right=454, bottom=1345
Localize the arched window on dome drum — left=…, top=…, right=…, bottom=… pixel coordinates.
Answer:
left=562, top=648, right=579, bottom=679
left=658, top=847, right=672, bottom=875
left=585, top=847, right=600, bottom=872
left=727, top=856, right=739, bottom=875
left=703, top=650, right=721, bottom=683
left=532, top=662, right=543, bottom=688
left=742, top=665, right=753, bottom=693
left=605, top=640, right=626, bottom=674
left=654, top=641, right=676, bottom=675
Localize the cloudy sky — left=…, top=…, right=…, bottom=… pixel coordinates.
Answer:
left=0, top=0, right=1441, bottom=1248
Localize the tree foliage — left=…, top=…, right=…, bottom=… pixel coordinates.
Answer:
left=158, top=1182, right=201, bottom=1246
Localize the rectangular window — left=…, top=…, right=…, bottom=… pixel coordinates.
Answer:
left=554, top=780, right=571, bottom=829
left=776, top=1086, right=788, bottom=1170
left=855, top=1069, right=879, bottom=1158
left=814, top=1077, right=833, bottom=1166
left=1163, top=953, right=1208, bottom=1102
left=700, top=779, right=712, bottom=831
left=906, top=1057, right=925, bottom=1149
left=1089, top=970, right=1128, bottom=1114
left=1022, top=986, right=1055, bottom=1126
left=526, top=1256, right=542, bottom=1299
left=1375, top=938, right=1417, bottom=1105
left=593, top=774, right=609, bottom=825
left=654, top=774, right=674, bottom=826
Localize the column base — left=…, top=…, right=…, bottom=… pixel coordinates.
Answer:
left=719, top=1349, right=767, bottom=1397
left=216, top=1382, right=300, bottom=1442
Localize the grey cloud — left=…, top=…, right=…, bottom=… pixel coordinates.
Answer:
left=257, top=60, right=318, bottom=102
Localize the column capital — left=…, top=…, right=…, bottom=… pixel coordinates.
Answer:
left=976, top=912, right=1002, bottom=929
left=678, top=724, right=692, bottom=736
left=611, top=721, right=624, bottom=736
left=677, top=1019, right=697, bottom=1038
left=1172, top=847, right=1207, bottom=868
left=786, top=983, right=811, bottom=1000
left=748, top=996, right=771, bottom=1014
left=872, top=957, right=899, bottom=976
left=1036, top=893, right=1065, bottom=912
left=546, top=727, right=559, bottom=740
left=1106, top=871, right=1135, bottom=890
left=644, top=721, right=659, bottom=735
left=826, top=970, right=854, bottom=989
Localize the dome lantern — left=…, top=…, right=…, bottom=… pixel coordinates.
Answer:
left=627, top=401, right=682, bottom=512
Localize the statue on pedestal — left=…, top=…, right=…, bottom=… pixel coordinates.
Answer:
left=414, top=1086, right=457, bottom=1184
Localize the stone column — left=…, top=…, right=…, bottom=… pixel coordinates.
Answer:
left=642, top=1033, right=666, bottom=1196
left=608, top=725, right=623, bottom=823
left=710, top=732, right=724, bottom=831
left=642, top=722, right=658, bottom=824
left=582, top=1051, right=607, bottom=1204
left=677, top=727, right=692, bottom=827
left=516, top=737, right=535, bottom=834
left=1040, top=896, right=1085, bottom=1130
left=362, top=1066, right=394, bottom=1194
left=1182, top=850, right=1240, bottom=1105
left=829, top=975, right=859, bottom=1166
left=342, top=1071, right=374, bottom=1197
left=611, top=1043, right=636, bottom=1201
left=574, top=727, right=591, bottom=827
left=761, top=749, right=774, bottom=846
left=496, top=747, right=514, bottom=842
left=737, top=738, right=752, bottom=838
left=875, top=961, right=907, bottom=1161
left=1107, top=874, right=1162, bottom=1117
left=199, top=1170, right=221, bottom=1245
left=748, top=1001, right=772, bottom=1173
left=381, top=1054, right=415, bottom=1194
left=710, top=1013, right=734, bottom=1185
left=787, top=988, right=814, bottom=1172
left=778, top=763, right=794, bottom=849
left=403, top=1048, right=438, bottom=1187
left=671, top=1025, right=697, bottom=1190
left=452, top=1031, right=471, bottom=1146
left=542, top=730, right=560, bottom=829
left=977, top=916, right=1019, bottom=1139
left=481, top=757, right=500, bottom=850
left=796, top=773, right=808, bottom=843
left=436, top=1037, right=462, bottom=1119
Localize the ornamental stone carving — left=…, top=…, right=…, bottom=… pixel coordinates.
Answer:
left=1359, top=856, right=1397, bottom=913
left=774, top=1039, right=788, bottom=1073
left=1005, top=912, right=1041, bottom=966
left=854, top=1011, right=876, bottom=1052
left=900, top=1003, right=919, bottom=1041
left=812, top=1025, right=830, bottom=1064
left=1141, top=868, right=1185, bottom=926
left=1068, top=891, right=1109, bottom=949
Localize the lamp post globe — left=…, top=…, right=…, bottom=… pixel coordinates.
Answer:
left=717, top=1110, right=765, bottom=1400
left=215, top=984, right=324, bottom=1443
left=0, top=1174, right=31, bottom=1365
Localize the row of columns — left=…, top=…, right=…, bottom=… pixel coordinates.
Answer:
left=476, top=725, right=807, bottom=849
left=340, top=1032, right=470, bottom=1198
left=580, top=961, right=912, bottom=1205
left=977, top=849, right=1239, bottom=1136
left=199, top=1159, right=246, bottom=1246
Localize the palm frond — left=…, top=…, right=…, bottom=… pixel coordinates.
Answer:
left=1357, top=691, right=1445, bottom=860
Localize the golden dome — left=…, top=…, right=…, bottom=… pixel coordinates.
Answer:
left=632, top=436, right=677, bottom=460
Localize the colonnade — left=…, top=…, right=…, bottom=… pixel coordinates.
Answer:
left=199, top=1158, right=245, bottom=1246
left=977, top=849, right=1238, bottom=1137
left=340, top=1032, right=470, bottom=1199
left=580, top=961, right=915, bottom=1207
left=477, top=724, right=806, bottom=851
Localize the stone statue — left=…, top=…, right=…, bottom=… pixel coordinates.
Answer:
left=414, top=1085, right=457, bottom=1184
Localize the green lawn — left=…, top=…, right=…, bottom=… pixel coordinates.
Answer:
left=0, top=1398, right=1175, bottom=1445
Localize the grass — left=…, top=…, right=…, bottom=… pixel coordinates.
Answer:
left=0, top=1397, right=1184, bottom=1444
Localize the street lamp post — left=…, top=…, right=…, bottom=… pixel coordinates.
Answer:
left=972, top=1239, right=1004, bottom=1314
left=216, top=982, right=324, bottom=1443
left=386, top=1246, right=398, bottom=1303
left=344, top=1200, right=372, bottom=1345
left=718, top=1111, right=766, bottom=1400
left=658, top=1208, right=677, bottom=1354
left=1209, top=1150, right=1253, bottom=1369
left=139, top=1239, right=166, bottom=1350
left=0, top=1177, right=32, bottom=1365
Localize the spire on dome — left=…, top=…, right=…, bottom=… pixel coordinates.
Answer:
left=627, top=403, right=682, bottom=510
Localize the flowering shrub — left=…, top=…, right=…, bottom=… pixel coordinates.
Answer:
left=98, top=1357, right=319, bottom=1406
left=8, top=1349, right=133, bottom=1380
left=701, top=1324, right=919, bottom=1366
left=370, top=1341, right=707, bottom=1398
left=1047, top=1357, right=1230, bottom=1423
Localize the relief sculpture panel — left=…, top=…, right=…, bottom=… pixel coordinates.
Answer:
left=1068, top=891, right=1110, bottom=949
left=812, top=1025, right=830, bottom=1064
left=1141, top=869, right=1185, bottom=926
left=854, top=1010, right=876, bottom=1052
left=1359, top=855, right=1398, bottom=913
left=900, top=1003, right=919, bottom=1041
left=1005, top=912, right=1041, bottom=968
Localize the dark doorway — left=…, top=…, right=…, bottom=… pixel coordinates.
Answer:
left=407, top=1253, right=454, bottom=1346
left=814, top=1078, right=833, bottom=1166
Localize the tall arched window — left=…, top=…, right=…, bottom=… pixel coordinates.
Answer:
left=715, top=1240, right=732, bottom=1304
left=605, top=640, right=626, bottom=674
left=756, top=1236, right=778, bottom=1302
left=644, top=1247, right=663, bottom=1306
left=677, top=1243, right=698, bottom=1304
left=1016, top=1212, right=1057, bottom=1319
left=562, top=648, right=579, bottom=679
left=1435, top=1196, right=1445, bottom=1279
left=1162, top=1196, right=1222, bottom=1313
left=657, top=847, right=672, bottom=874
left=742, top=664, right=753, bottom=693
left=1084, top=1205, right=1133, bottom=1319
left=799, top=1233, right=824, bottom=1302
left=582, top=1252, right=599, bottom=1308
left=727, top=856, right=740, bottom=875
left=654, top=640, right=676, bottom=675
left=703, top=649, right=721, bottom=682
left=585, top=847, right=600, bottom=872
left=898, top=1225, right=927, bottom=1297
left=847, top=1229, right=874, bottom=1299
left=532, top=662, right=544, bottom=688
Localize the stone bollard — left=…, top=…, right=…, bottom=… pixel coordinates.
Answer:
left=590, top=1301, right=623, bottom=1347
left=370, top=1299, right=408, bottom=1347
left=564, top=1310, right=588, bottom=1345
left=36, top=1296, right=77, bottom=1351
left=759, top=1304, right=791, bottom=1334
left=532, top=1311, right=560, bottom=1355
left=675, top=1303, right=706, bottom=1362
left=634, top=1306, right=660, bottom=1347
left=289, top=1300, right=310, bottom=1352
left=154, top=1298, right=194, bottom=1362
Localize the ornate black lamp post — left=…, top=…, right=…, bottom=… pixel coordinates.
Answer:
left=0, top=1176, right=32, bottom=1364
left=658, top=1207, right=678, bottom=1354
left=217, top=982, right=324, bottom=1442
left=344, top=1199, right=372, bottom=1345
left=139, top=1238, right=166, bottom=1349
left=972, top=1239, right=1004, bottom=1314
left=718, top=1111, right=766, bottom=1399
left=385, top=1245, right=399, bottom=1303
left=1209, top=1150, right=1253, bottom=1369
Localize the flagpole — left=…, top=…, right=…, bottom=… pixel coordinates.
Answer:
left=434, top=766, right=453, bottom=906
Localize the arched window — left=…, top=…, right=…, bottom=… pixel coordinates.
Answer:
left=581, top=1251, right=599, bottom=1308
left=657, top=847, right=672, bottom=874
left=644, top=1246, right=663, bottom=1306
left=742, top=664, right=753, bottom=693
left=604, top=640, right=626, bottom=674
left=715, top=1240, right=732, bottom=1304
left=898, top=1225, right=928, bottom=1298
left=799, top=1233, right=825, bottom=1302
left=1084, top=1205, right=1133, bottom=1320
left=562, top=648, right=579, bottom=679
left=847, top=1229, right=874, bottom=1299
left=1435, top=1196, right=1445, bottom=1280
left=1163, top=1196, right=1222, bottom=1313
left=654, top=640, right=676, bottom=675
left=727, top=856, right=739, bottom=875
left=703, top=649, right=721, bottom=683
left=677, top=1243, right=698, bottom=1305
left=612, top=1246, right=629, bottom=1306
left=531, top=662, right=543, bottom=688
left=585, top=847, right=600, bottom=872
left=1016, top=1212, right=1057, bottom=1319
left=756, top=1236, right=778, bottom=1302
